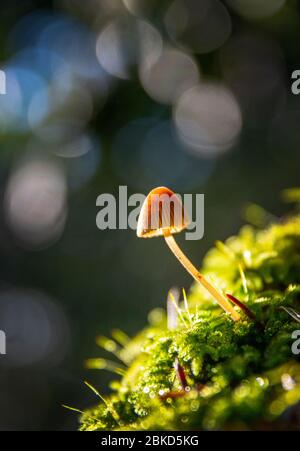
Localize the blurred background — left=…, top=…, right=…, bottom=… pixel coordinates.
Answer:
left=0, top=0, right=299, bottom=430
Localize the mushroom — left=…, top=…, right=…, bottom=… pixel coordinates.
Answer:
left=137, top=187, right=240, bottom=321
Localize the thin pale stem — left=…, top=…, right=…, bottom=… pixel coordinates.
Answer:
left=164, top=234, right=240, bottom=321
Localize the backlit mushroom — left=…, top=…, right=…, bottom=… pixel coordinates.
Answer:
left=137, top=187, right=240, bottom=321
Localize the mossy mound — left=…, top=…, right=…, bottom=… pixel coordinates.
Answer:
left=80, top=212, right=300, bottom=431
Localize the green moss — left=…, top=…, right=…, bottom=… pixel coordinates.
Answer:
left=80, top=213, right=300, bottom=431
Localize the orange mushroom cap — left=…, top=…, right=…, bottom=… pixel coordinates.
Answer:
left=137, top=187, right=190, bottom=238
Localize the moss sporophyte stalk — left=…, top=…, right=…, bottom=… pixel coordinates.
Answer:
left=79, top=187, right=300, bottom=430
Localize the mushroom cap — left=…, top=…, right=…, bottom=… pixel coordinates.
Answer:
left=137, top=186, right=190, bottom=238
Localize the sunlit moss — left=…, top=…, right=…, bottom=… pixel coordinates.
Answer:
left=80, top=213, right=300, bottom=431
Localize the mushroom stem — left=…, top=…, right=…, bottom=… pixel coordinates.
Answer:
left=164, top=233, right=240, bottom=321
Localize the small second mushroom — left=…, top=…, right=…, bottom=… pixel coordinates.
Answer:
left=137, top=187, right=240, bottom=321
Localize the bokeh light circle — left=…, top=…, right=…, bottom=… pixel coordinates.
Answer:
left=0, top=289, right=70, bottom=368
left=139, top=47, right=200, bottom=105
left=165, top=0, right=232, bottom=54
left=227, top=0, right=285, bottom=20
left=5, top=159, right=67, bottom=249
left=174, top=83, right=242, bottom=156
left=96, top=18, right=162, bottom=80
left=112, top=118, right=214, bottom=191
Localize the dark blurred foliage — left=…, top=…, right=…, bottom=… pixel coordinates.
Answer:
left=0, top=0, right=299, bottom=430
